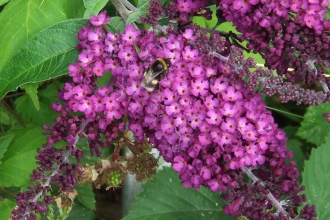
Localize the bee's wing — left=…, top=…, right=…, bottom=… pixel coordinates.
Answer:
left=143, top=68, right=163, bottom=83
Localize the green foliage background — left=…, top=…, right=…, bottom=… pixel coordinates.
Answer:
left=0, top=0, right=329, bottom=220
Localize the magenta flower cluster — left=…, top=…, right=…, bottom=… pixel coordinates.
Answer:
left=13, top=6, right=317, bottom=219
left=214, top=0, right=330, bottom=96
left=218, top=0, right=329, bottom=33
left=64, top=11, right=286, bottom=189
left=145, top=0, right=330, bottom=105
left=59, top=11, right=312, bottom=219
left=12, top=112, right=86, bottom=219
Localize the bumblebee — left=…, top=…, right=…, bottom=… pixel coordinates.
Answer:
left=141, top=58, right=171, bottom=92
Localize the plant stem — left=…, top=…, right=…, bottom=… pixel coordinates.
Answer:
left=20, top=121, right=89, bottom=220
left=121, top=0, right=138, bottom=12
left=110, top=0, right=130, bottom=22
left=266, top=106, right=304, bottom=119
left=241, top=167, right=291, bottom=219
left=1, top=99, right=26, bottom=128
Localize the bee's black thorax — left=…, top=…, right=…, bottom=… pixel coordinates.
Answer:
left=152, top=58, right=170, bottom=72
left=140, top=58, right=171, bottom=92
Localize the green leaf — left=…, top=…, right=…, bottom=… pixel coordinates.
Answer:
left=14, top=83, right=59, bottom=126
left=191, top=14, right=207, bottom=28
left=74, top=138, right=112, bottom=165
left=158, top=17, right=170, bottom=26
left=283, top=126, right=299, bottom=139
left=204, top=5, right=218, bottom=29
left=136, top=0, right=149, bottom=8
left=38, top=83, right=62, bottom=103
left=21, top=83, right=40, bottom=111
left=128, top=1, right=149, bottom=24
left=15, top=86, right=58, bottom=126
left=124, top=167, right=234, bottom=220
left=76, top=183, right=95, bottom=210
left=106, top=16, right=126, bottom=33
left=0, top=187, right=20, bottom=201
left=0, top=0, right=67, bottom=73
left=0, top=126, right=46, bottom=188
left=0, top=199, right=16, bottom=220
left=136, top=0, right=170, bottom=9
left=0, top=106, right=12, bottom=125
left=283, top=126, right=305, bottom=175
left=46, top=203, right=58, bottom=220
left=63, top=0, right=85, bottom=19
left=0, top=19, right=88, bottom=99
left=0, top=134, right=15, bottom=165
left=127, top=0, right=170, bottom=24
left=287, top=139, right=305, bottom=177
left=161, top=0, right=172, bottom=5
left=83, top=0, right=108, bottom=18
left=66, top=200, right=97, bottom=220
left=302, top=135, right=330, bottom=220
left=0, top=0, right=9, bottom=6
left=96, top=71, right=112, bottom=87
left=297, top=103, right=330, bottom=146
left=137, top=0, right=170, bottom=8
left=126, top=10, right=146, bottom=24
